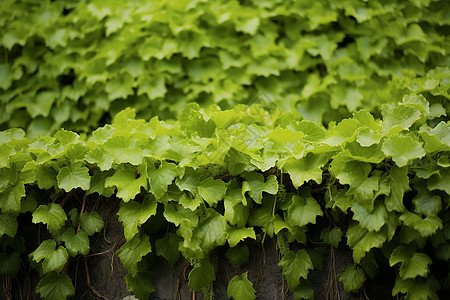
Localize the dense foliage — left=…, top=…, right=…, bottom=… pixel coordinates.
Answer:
left=1, top=0, right=449, bottom=135
left=1, top=0, right=450, bottom=299
left=1, top=91, right=450, bottom=298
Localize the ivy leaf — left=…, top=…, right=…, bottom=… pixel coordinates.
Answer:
left=57, top=163, right=91, bottom=192
left=419, top=122, right=450, bottom=153
left=286, top=195, right=323, bottom=227
left=188, top=259, right=216, bottom=291
left=227, top=226, right=256, bottom=247
left=339, top=265, right=366, bottom=293
left=385, top=166, right=409, bottom=212
left=147, top=161, right=179, bottom=199
left=195, top=210, right=228, bottom=253
left=117, top=234, right=152, bottom=277
left=351, top=201, right=387, bottom=232
left=87, top=170, right=115, bottom=197
left=412, top=185, right=442, bottom=217
left=282, top=153, right=331, bottom=188
left=118, top=195, right=157, bottom=241
left=293, top=279, right=314, bottom=300
left=320, top=227, right=342, bottom=248
left=278, top=250, right=313, bottom=289
left=29, top=240, right=68, bottom=274
left=428, top=167, right=450, bottom=196
left=105, top=168, right=147, bottom=202
left=198, top=177, right=227, bottom=206
left=382, top=104, right=421, bottom=131
left=0, top=212, right=18, bottom=238
left=389, top=245, right=432, bottom=279
left=117, top=195, right=158, bottom=241
left=392, top=277, right=438, bottom=300
left=36, top=272, right=75, bottom=300
left=35, top=165, right=58, bottom=190
left=155, top=233, right=182, bottom=265
left=227, top=272, right=256, bottom=300
left=125, top=272, right=155, bottom=300
left=381, top=135, right=426, bottom=167
left=346, top=222, right=387, bottom=263
left=60, top=228, right=89, bottom=256
left=399, top=211, right=443, bottom=237
left=104, top=135, right=145, bottom=166
left=32, top=204, right=67, bottom=234
left=79, top=212, right=104, bottom=236
left=0, top=182, right=25, bottom=212
left=242, top=173, right=278, bottom=204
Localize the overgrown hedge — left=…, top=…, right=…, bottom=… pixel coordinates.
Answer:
left=1, top=0, right=449, bottom=134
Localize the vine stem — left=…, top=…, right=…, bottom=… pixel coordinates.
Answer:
left=83, top=257, right=109, bottom=300
left=77, top=193, right=87, bottom=232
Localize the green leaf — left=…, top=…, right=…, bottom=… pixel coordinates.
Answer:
left=293, top=279, right=314, bottom=300
left=0, top=182, right=25, bottom=212
left=60, top=228, right=90, bottom=256
left=320, top=227, right=342, bottom=248
left=412, top=185, right=442, bottom=217
left=225, top=245, right=250, bottom=266
left=385, top=166, right=409, bottom=212
left=30, top=240, right=68, bottom=274
left=381, top=135, right=426, bottom=167
left=278, top=250, right=313, bottom=289
left=389, top=245, right=432, bottom=279
left=36, top=272, right=75, bottom=300
left=224, top=181, right=250, bottom=227
left=68, top=208, right=79, bottom=228
left=195, top=210, right=228, bottom=253
left=188, top=259, right=216, bottom=291
left=198, top=177, right=227, bottom=206
left=104, top=134, right=145, bottom=166
left=242, top=173, right=278, bottom=204
left=351, top=201, right=388, bottom=232
left=346, top=222, right=387, bottom=263
left=32, top=204, right=67, bottom=234
left=265, top=127, right=304, bottom=145
left=125, top=272, right=155, bottom=300
left=382, top=104, right=421, bottom=131
left=79, top=212, right=104, bottom=236
left=339, top=265, right=366, bottom=293
left=117, top=234, right=152, bottom=277
left=0, top=212, right=18, bottom=237
left=286, top=195, right=323, bottom=228
left=227, top=272, right=256, bottom=300
left=428, top=167, right=450, bottom=196
left=155, top=233, right=182, bottom=265
left=147, top=161, right=179, bottom=199
left=105, top=168, right=147, bottom=202
left=227, top=226, right=256, bottom=247
left=57, top=163, right=91, bottom=192
left=0, top=64, right=12, bottom=90
left=282, top=153, right=331, bottom=188
left=87, top=170, right=115, bottom=197
left=400, top=211, right=443, bottom=237
left=35, top=165, right=58, bottom=190
left=392, top=277, right=438, bottom=300
left=419, top=122, right=450, bottom=153
left=118, top=195, right=157, bottom=241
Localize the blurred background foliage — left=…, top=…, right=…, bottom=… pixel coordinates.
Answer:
left=0, top=0, right=449, bottom=136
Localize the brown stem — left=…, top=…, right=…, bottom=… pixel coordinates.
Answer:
left=84, top=257, right=109, bottom=300
left=77, top=194, right=87, bottom=232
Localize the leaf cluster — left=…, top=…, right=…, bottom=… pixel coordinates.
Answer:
left=0, top=0, right=448, bottom=135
